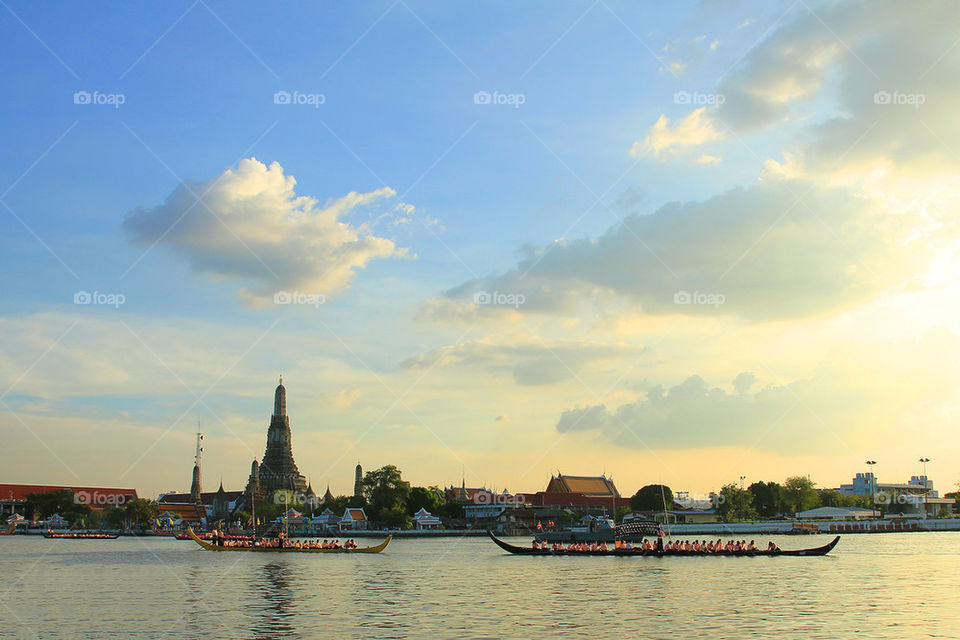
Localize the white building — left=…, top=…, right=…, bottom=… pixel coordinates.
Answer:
left=796, top=506, right=879, bottom=520
left=838, top=473, right=954, bottom=518
left=412, top=508, right=441, bottom=530
left=340, top=507, right=368, bottom=530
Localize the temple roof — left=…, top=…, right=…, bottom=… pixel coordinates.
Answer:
left=546, top=473, right=620, bottom=497
left=156, top=503, right=205, bottom=523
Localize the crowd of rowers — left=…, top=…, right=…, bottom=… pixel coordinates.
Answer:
left=532, top=538, right=781, bottom=554
left=209, top=530, right=360, bottom=550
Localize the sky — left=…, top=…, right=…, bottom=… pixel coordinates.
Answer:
left=1, top=0, right=958, bottom=501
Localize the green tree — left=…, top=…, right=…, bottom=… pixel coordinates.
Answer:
left=717, top=483, right=757, bottom=521
left=629, top=485, right=674, bottom=512
left=361, top=465, right=412, bottom=523
left=124, top=499, right=158, bottom=527
left=254, top=496, right=282, bottom=524
left=818, top=489, right=843, bottom=507
left=24, top=490, right=92, bottom=525
left=843, top=494, right=874, bottom=509
left=379, top=505, right=412, bottom=529
left=780, top=476, right=820, bottom=514
left=407, top=486, right=443, bottom=515
left=326, top=494, right=366, bottom=515
left=102, top=506, right=127, bottom=529
left=614, top=506, right=632, bottom=523
left=436, top=500, right=463, bottom=519
left=749, top=481, right=782, bottom=518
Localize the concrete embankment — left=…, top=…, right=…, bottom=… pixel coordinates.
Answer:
left=299, top=519, right=960, bottom=538
left=663, top=518, right=960, bottom=536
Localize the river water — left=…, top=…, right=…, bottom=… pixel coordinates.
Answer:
left=1, top=532, right=958, bottom=639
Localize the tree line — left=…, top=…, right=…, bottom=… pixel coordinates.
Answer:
left=244, top=465, right=463, bottom=529
left=23, top=490, right=158, bottom=529
left=629, top=477, right=879, bottom=522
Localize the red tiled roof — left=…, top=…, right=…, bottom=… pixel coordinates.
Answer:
left=545, top=474, right=620, bottom=497
left=0, top=483, right=138, bottom=509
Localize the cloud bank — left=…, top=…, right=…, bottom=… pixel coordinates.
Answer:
left=555, top=328, right=960, bottom=453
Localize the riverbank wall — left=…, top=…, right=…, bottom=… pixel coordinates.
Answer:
left=662, top=518, right=960, bottom=536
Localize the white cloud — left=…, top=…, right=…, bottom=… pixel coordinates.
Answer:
left=124, top=158, right=408, bottom=306
left=631, top=108, right=722, bottom=158
left=423, top=178, right=927, bottom=323
left=332, top=388, right=362, bottom=410
left=439, top=1, right=957, bottom=326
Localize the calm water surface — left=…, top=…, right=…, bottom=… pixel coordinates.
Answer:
left=1, top=533, right=958, bottom=639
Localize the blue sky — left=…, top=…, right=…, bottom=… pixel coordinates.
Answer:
left=2, top=1, right=958, bottom=499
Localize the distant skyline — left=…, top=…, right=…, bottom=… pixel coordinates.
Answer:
left=1, top=1, right=958, bottom=499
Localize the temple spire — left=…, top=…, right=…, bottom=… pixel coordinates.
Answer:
left=273, top=375, right=286, bottom=417
left=260, top=377, right=306, bottom=496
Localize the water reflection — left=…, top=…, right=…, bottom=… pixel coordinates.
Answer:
left=2, top=535, right=959, bottom=639
left=182, top=558, right=215, bottom=639
left=352, top=567, right=410, bottom=638
left=252, top=561, right=298, bottom=640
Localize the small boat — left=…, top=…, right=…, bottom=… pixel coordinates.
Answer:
left=42, top=532, right=120, bottom=540
left=186, top=527, right=392, bottom=553
left=150, top=528, right=178, bottom=537
left=0, top=525, right=14, bottom=536
left=488, top=530, right=840, bottom=557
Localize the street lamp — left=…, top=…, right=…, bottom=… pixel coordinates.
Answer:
left=919, top=458, right=930, bottom=519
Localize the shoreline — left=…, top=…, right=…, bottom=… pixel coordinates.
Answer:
left=12, top=518, right=960, bottom=538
